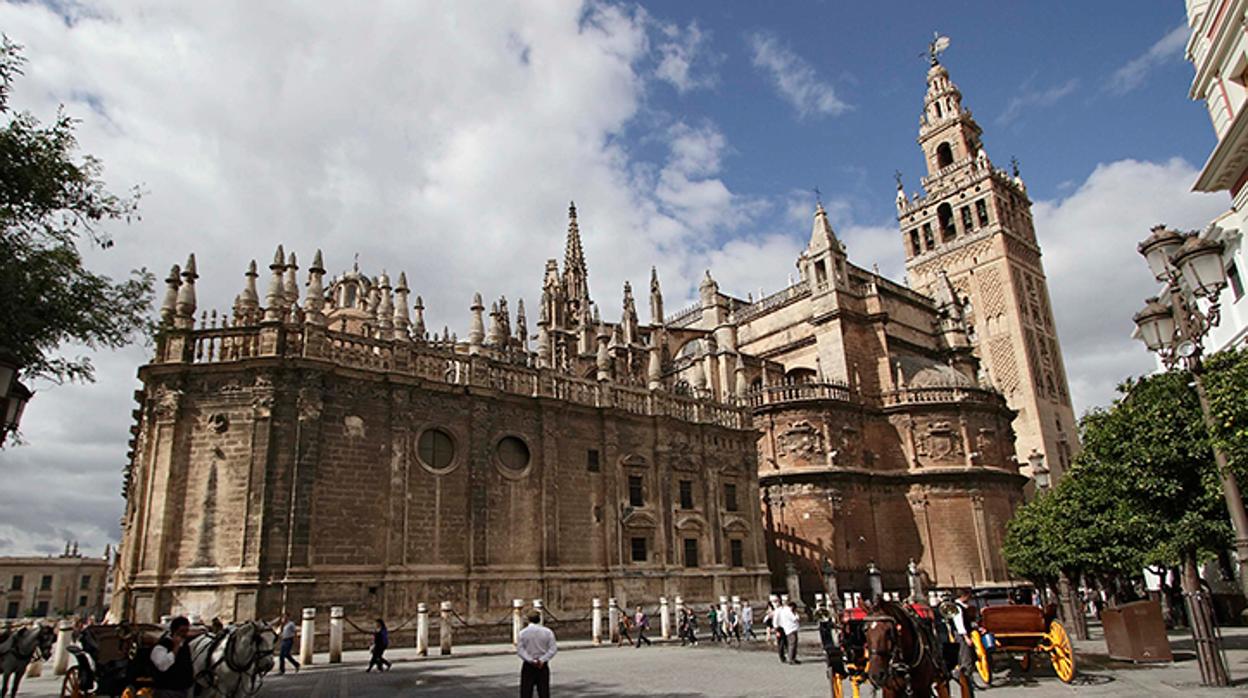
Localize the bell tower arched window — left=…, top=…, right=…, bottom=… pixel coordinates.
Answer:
left=937, top=203, right=956, bottom=242
left=936, top=142, right=954, bottom=169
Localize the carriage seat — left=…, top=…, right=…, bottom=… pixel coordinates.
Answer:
left=980, top=605, right=1046, bottom=635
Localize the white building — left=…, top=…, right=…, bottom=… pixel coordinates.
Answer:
left=1186, top=0, right=1248, bottom=352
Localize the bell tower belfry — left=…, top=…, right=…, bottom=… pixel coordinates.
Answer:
left=897, top=40, right=1079, bottom=483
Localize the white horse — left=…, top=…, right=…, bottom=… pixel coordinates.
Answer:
left=0, top=624, right=55, bottom=698
left=190, top=621, right=277, bottom=698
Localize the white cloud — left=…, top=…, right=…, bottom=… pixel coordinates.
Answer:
left=1109, top=22, right=1189, bottom=95
left=0, top=0, right=760, bottom=555
left=1032, top=158, right=1227, bottom=415
left=997, top=78, right=1079, bottom=126
left=654, top=20, right=718, bottom=93
left=747, top=32, right=848, bottom=119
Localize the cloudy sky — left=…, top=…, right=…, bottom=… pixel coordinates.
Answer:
left=0, top=1, right=1227, bottom=555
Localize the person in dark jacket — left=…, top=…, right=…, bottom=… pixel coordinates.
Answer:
left=367, top=619, right=391, bottom=672
left=150, top=616, right=194, bottom=698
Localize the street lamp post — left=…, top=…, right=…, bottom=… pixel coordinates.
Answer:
left=1028, top=449, right=1051, bottom=491
left=0, top=352, right=32, bottom=444
left=1134, top=224, right=1247, bottom=686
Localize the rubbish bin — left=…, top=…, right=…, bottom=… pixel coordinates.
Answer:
left=1101, top=600, right=1172, bottom=662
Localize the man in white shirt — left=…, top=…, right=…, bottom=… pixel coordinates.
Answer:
left=276, top=615, right=299, bottom=674
left=150, top=616, right=194, bottom=698
left=741, top=600, right=755, bottom=640
left=952, top=589, right=978, bottom=696
left=775, top=601, right=801, bottom=664
left=516, top=610, right=557, bottom=698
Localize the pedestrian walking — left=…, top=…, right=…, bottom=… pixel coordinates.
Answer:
left=708, top=606, right=721, bottom=642
left=276, top=614, right=300, bottom=674
left=366, top=618, right=392, bottom=672
left=684, top=608, right=699, bottom=645
left=775, top=601, right=801, bottom=664
left=763, top=602, right=776, bottom=646
left=633, top=606, right=652, bottom=647
left=150, top=616, right=194, bottom=698
left=742, top=600, right=756, bottom=640
left=616, top=612, right=633, bottom=647
left=517, top=610, right=557, bottom=698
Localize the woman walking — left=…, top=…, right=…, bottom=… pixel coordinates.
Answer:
left=367, top=619, right=392, bottom=672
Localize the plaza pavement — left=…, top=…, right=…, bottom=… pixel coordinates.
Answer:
left=15, top=622, right=1248, bottom=696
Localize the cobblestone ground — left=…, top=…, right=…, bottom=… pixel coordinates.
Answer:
left=15, top=625, right=1248, bottom=697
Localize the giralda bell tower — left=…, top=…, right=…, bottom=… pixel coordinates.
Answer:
left=896, top=40, right=1079, bottom=483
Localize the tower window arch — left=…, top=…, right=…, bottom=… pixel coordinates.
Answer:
left=936, top=142, right=954, bottom=169
left=937, top=203, right=956, bottom=241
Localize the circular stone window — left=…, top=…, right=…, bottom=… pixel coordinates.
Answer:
left=496, top=436, right=532, bottom=476
left=417, top=427, right=456, bottom=473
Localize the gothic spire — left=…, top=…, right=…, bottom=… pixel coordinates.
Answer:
left=264, top=245, right=286, bottom=322
left=175, top=254, right=198, bottom=329
left=283, top=251, right=299, bottom=306
left=305, top=250, right=326, bottom=326
left=562, top=201, right=589, bottom=304
left=160, top=264, right=181, bottom=327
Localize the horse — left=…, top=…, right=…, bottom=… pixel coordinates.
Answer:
left=0, top=624, right=55, bottom=698
left=190, top=620, right=277, bottom=698
left=863, top=601, right=952, bottom=698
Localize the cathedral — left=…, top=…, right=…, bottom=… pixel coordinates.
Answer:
left=111, top=50, right=1073, bottom=623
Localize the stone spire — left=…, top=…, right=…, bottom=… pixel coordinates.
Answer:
left=699, top=270, right=719, bottom=308
left=393, top=272, right=411, bottom=340
left=468, top=292, right=485, bottom=354
left=413, top=294, right=427, bottom=341
left=536, top=297, right=551, bottom=369
left=516, top=299, right=529, bottom=353
left=305, top=250, right=326, bottom=326
left=237, top=259, right=260, bottom=324
left=499, top=296, right=512, bottom=344
left=649, top=266, right=664, bottom=325
left=174, top=254, right=198, bottom=329
left=647, top=336, right=663, bottom=390
left=160, top=264, right=181, bottom=327
left=264, top=245, right=286, bottom=322
left=595, top=318, right=610, bottom=382
left=809, top=202, right=843, bottom=254
left=283, top=252, right=300, bottom=307
left=562, top=202, right=589, bottom=306
left=377, top=272, right=394, bottom=333
left=488, top=301, right=502, bottom=346
left=621, top=281, right=638, bottom=344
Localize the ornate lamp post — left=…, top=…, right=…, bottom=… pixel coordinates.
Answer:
left=0, top=352, right=32, bottom=444
left=1027, top=450, right=1051, bottom=491
left=1133, top=224, right=1247, bottom=686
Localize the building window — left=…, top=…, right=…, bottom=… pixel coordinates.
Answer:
left=496, top=436, right=531, bottom=472
left=922, top=223, right=934, bottom=250
left=587, top=449, right=600, bottom=472
left=630, top=537, right=648, bottom=562
left=417, top=427, right=455, bottom=471
left=80, top=575, right=91, bottom=591
left=908, top=229, right=921, bottom=257
left=937, top=203, right=956, bottom=242
left=936, top=142, right=953, bottom=168
left=724, top=483, right=738, bottom=512
left=814, top=260, right=828, bottom=285
left=683, top=538, right=699, bottom=568
left=9, top=575, right=21, bottom=591
left=961, top=206, right=974, bottom=232
left=78, top=595, right=87, bottom=608
left=730, top=539, right=745, bottom=568
left=628, top=475, right=644, bottom=507
left=39, top=575, right=52, bottom=591
left=5, top=601, right=17, bottom=618
left=976, top=199, right=989, bottom=226
left=1229, top=262, right=1244, bottom=301
left=678, top=480, right=694, bottom=509
left=34, top=601, right=48, bottom=617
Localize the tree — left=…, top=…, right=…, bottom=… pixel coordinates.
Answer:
left=0, top=37, right=153, bottom=440
left=1202, top=347, right=1248, bottom=485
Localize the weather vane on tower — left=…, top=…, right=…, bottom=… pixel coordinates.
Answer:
left=927, top=33, right=950, bottom=66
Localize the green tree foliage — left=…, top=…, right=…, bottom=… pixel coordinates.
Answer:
left=1202, top=347, right=1248, bottom=484
left=1004, top=369, right=1230, bottom=583
left=0, top=37, right=153, bottom=390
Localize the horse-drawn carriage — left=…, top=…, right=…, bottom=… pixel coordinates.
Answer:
left=60, top=622, right=163, bottom=698
left=968, top=603, right=1076, bottom=685
left=826, top=602, right=951, bottom=698
left=61, top=620, right=276, bottom=698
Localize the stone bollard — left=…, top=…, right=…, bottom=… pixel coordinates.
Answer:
left=25, top=655, right=41, bottom=678
left=718, top=595, right=729, bottom=632
left=439, top=601, right=452, bottom=655
left=532, top=599, right=544, bottom=624
left=814, top=593, right=824, bottom=612
left=844, top=592, right=853, bottom=609
left=731, top=595, right=741, bottom=620
left=780, top=594, right=789, bottom=606
left=608, top=598, right=620, bottom=644
left=416, top=603, right=429, bottom=656
left=659, top=597, right=670, bottom=640
left=674, top=595, right=684, bottom=622
left=512, top=599, right=524, bottom=646
left=160, top=615, right=172, bottom=627
left=329, top=607, right=344, bottom=664
left=299, top=607, right=315, bottom=665
left=591, top=598, right=603, bottom=646
left=53, top=618, right=73, bottom=675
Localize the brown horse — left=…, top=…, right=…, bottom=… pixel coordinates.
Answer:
left=863, top=601, right=952, bottom=698
left=0, top=624, right=55, bottom=697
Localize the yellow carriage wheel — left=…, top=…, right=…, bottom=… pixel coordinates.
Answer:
left=1046, top=621, right=1076, bottom=683
left=971, top=631, right=992, bottom=686
left=832, top=672, right=844, bottom=698
left=59, top=666, right=82, bottom=698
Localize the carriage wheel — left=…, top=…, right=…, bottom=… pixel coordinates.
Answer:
left=60, top=666, right=83, bottom=698
left=1046, top=620, right=1076, bottom=683
left=970, top=631, right=992, bottom=688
